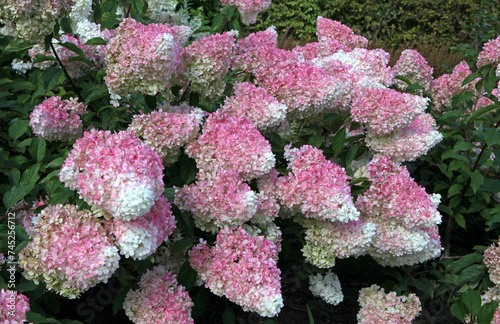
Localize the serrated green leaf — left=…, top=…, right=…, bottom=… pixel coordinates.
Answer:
left=84, top=37, right=107, bottom=46
left=46, top=157, right=65, bottom=168
left=484, top=128, right=500, bottom=148
left=345, top=146, right=359, bottom=167
left=331, top=127, right=346, bottom=156
left=177, top=261, right=198, bottom=290
left=462, top=289, right=482, bottom=316
left=8, top=119, right=29, bottom=141
left=457, top=265, right=485, bottom=285
left=171, top=237, right=198, bottom=254
left=478, top=301, right=499, bottom=324
left=451, top=301, right=467, bottom=321
left=32, top=53, right=56, bottom=64
left=85, top=85, right=109, bottom=104
left=462, top=72, right=481, bottom=86
left=5, top=39, right=35, bottom=52
left=113, top=286, right=132, bottom=315
left=451, top=253, right=483, bottom=274
left=448, top=184, right=463, bottom=197
left=454, top=213, right=466, bottom=228
left=470, top=170, right=484, bottom=194
left=29, top=138, right=46, bottom=162
left=180, top=154, right=197, bottom=185
left=4, top=164, right=40, bottom=210
left=40, top=170, right=60, bottom=184
left=453, top=141, right=476, bottom=152
left=164, top=187, right=175, bottom=202
left=308, top=135, right=324, bottom=148
left=481, top=179, right=500, bottom=194
left=469, top=102, right=500, bottom=121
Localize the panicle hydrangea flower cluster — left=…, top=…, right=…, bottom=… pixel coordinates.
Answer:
left=220, top=82, right=287, bottom=131
left=357, top=285, right=422, bottom=324
left=351, top=88, right=428, bottom=136
left=185, top=111, right=275, bottom=181
left=484, top=239, right=500, bottom=286
left=330, top=48, right=395, bottom=87
left=123, top=266, right=194, bottom=324
left=393, top=49, right=434, bottom=91
left=59, top=130, right=164, bottom=220
left=356, top=157, right=442, bottom=266
left=12, top=197, right=46, bottom=237
left=430, top=61, right=477, bottom=110
left=105, top=18, right=184, bottom=96
left=365, top=113, right=443, bottom=162
left=18, top=204, right=120, bottom=299
left=182, top=31, right=237, bottom=100
left=56, top=34, right=106, bottom=78
left=252, top=169, right=281, bottom=226
left=127, top=103, right=205, bottom=165
left=309, top=271, right=344, bottom=305
left=107, top=197, right=175, bottom=260
left=220, top=0, right=271, bottom=25
left=11, top=58, right=33, bottom=74
left=189, top=226, right=283, bottom=317
left=0, top=0, right=74, bottom=42
left=277, top=145, right=359, bottom=222
left=0, top=289, right=30, bottom=323
left=298, top=218, right=375, bottom=268
left=255, top=59, right=342, bottom=119
left=175, top=170, right=258, bottom=232
left=316, top=17, right=368, bottom=50
left=477, top=34, right=500, bottom=68
left=29, top=96, right=87, bottom=142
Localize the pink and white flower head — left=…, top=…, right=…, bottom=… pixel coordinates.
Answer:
left=107, top=197, right=176, bottom=260
left=299, top=218, right=375, bottom=268
left=276, top=145, right=359, bottom=222
left=474, top=87, right=500, bottom=113
left=430, top=61, right=478, bottom=110
left=175, top=170, right=258, bottom=232
left=477, top=34, right=500, bottom=68
left=250, top=169, right=281, bottom=226
left=18, top=204, right=120, bottom=299
left=356, top=157, right=442, bottom=228
left=309, top=271, right=344, bottom=305
left=0, top=289, right=30, bottom=323
left=220, top=0, right=271, bottom=25
left=316, top=17, right=368, bottom=50
left=29, top=96, right=87, bottom=142
left=329, top=48, right=395, bottom=87
left=357, top=285, right=422, bottom=324
left=189, top=226, right=283, bottom=317
left=220, top=82, right=287, bottom=131
left=59, top=130, right=164, bottom=221
left=351, top=88, right=429, bottom=136
left=105, top=18, right=184, bottom=96
left=12, top=197, right=47, bottom=237
left=366, top=113, right=443, bottom=162
left=128, top=104, right=205, bottom=165
left=255, top=60, right=342, bottom=119
left=231, top=27, right=284, bottom=74
left=182, top=31, right=237, bottom=101
left=185, top=111, right=275, bottom=181
left=393, top=49, right=434, bottom=91
left=484, top=238, right=500, bottom=286
left=123, top=266, right=194, bottom=324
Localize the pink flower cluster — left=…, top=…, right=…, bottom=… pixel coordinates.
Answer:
left=329, top=48, right=395, bottom=87
left=255, top=59, right=342, bottom=119
left=220, top=82, right=287, bottom=131
left=175, top=170, right=258, bottom=232
left=128, top=104, right=205, bottom=165
left=365, top=113, right=443, bottom=162
left=484, top=239, right=500, bottom=286
left=123, top=266, right=194, bottom=324
left=276, top=145, right=359, bottom=222
left=0, top=0, right=74, bottom=42
left=316, top=17, right=368, bottom=50
left=18, top=204, right=120, bottom=298
left=182, top=31, right=237, bottom=100
left=477, top=34, right=500, bottom=68
left=0, top=289, right=30, bottom=323
left=220, top=0, right=271, bottom=25
left=299, top=218, right=375, bottom=268
left=59, top=130, right=164, bottom=220
left=351, top=88, right=428, bottom=136
left=189, top=226, right=283, bottom=317
left=393, top=49, right=434, bottom=91
left=430, top=61, right=477, bottom=110
left=105, top=18, right=183, bottom=96
left=107, top=197, right=176, bottom=260
left=356, top=157, right=442, bottom=266
left=29, top=96, right=87, bottom=142
left=185, top=111, right=275, bottom=181
left=357, top=285, right=422, bottom=324
left=253, top=169, right=281, bottom=225
left=12, top=197, right=46, bottom=237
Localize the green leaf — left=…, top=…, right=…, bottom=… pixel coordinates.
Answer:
left=0, top=78, right=13, bottom=87
left=478, top=301, right=499, bottom=324
left=448, top=184, right=463, bottom=197
left=222, top=304, right=235, bottom=324
left=84, top=37, right=107, bottom=46
left=10, top=80, right=36, bottom=91
left=40, top=169, right=60, bottom=184
left=453, top=141, right=476, bottom=152
left=171, top=237, right=198, bottom=254
left=5, top=39, right=35, bottom=52
left=462, top=289, right=482, bottom=316
left=451, top=301, right=467, bottom=321
left=29, top=138, right=46, bottom=162
left=451, top=253, right=483, bottom=274
left=456, top=265, right=485, bottom=285
left=4, top=164, right=40, bottom=210
left=462, top=72, right=481, bottom=86
left=308, top=135, right=324, bottom=148
left=484, top=76, right=497, bottom=94
left=85, top=85, right=109, bottom=104
left=9, top=119, right=29, bottom=141
left=32, top=53, right=56, bottom=64
left=113, top=286, right=132, bottom=315
left=484, top=128, right=500, bottom=148
left=345, top=146, right=359, bottom=167
left=331, top=127, right=346, bottom=156
left=46, top=157, right=65, bottom=168
left=180, top=154, right=197, bottom=185
left=177, top=261, right=198, bottom=290
left=306, top=304, right=315, bottom=324
left=454, top=213, right=466, bottom=229
left=481, top=179, right=500, bottom=194
left=60, top=17, right=73, bottom=34
left=164, top=187, right=175, bottom=202
left=470, top=170, right=484, bottom=194
left=26, top=312, right=61, bottom=323
left=469, top=102, right=500, bottom=121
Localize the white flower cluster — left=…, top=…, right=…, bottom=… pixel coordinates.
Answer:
left=309, top=271, right=344, bottom=305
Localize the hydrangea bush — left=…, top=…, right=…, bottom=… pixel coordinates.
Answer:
left=0, top=0, right=499, bottom=323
